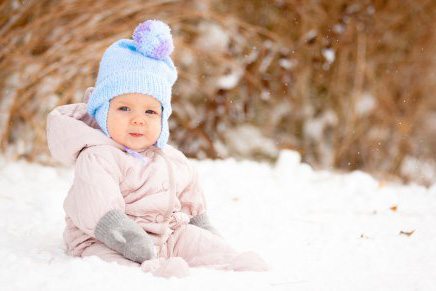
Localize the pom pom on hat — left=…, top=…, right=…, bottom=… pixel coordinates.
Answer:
left=133, top=20, right=174, bottom=60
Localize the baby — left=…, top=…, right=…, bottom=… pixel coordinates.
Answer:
left=47, top=20, right=268, bottom=277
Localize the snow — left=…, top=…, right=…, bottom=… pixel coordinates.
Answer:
left=355, top=93, right=377, bottom=117
left=322, top=48, right=335, bottom=63
left=224, top=125, right=279, bottom=159
left=401, top=156, right=436, bottom=185
left=278, top=58, right=297, bottom=70
left=1, top=150, right=436, bottom=291
left=333, top=24, right=345, bottom=34
left=305, top=30, right=317, bottom=42
left=303, top=110, right=338, bottom=142
left=217, top=68, right=244, bottom=90
left=194, top=22, right=230, bottom=53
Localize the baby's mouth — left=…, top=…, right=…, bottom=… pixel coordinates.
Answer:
left=129, top=133, right=144, bottom=137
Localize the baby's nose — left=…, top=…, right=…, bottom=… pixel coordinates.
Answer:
left=132, top=116, right=145, bottom=125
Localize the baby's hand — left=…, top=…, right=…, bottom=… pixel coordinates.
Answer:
left=189, top=213, right=221, bottom=237
left=112, top=227, right=156, bottom=263
left=95, top=209, right=156, bottom=263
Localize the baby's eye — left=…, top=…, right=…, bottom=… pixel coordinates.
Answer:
left=118, top=106, right=129, bottom=111
left=145, top=109, right=157, bottom=115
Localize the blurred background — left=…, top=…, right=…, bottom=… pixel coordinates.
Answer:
left=0, top=0, right=435, bottom=185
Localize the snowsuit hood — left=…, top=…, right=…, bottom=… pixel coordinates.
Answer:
left=47, top=103, right=122, bottom=166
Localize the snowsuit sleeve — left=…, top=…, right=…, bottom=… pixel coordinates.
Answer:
left=64, top=147, right=125, bottom=237
left=178, top=161, right=207, bottom=218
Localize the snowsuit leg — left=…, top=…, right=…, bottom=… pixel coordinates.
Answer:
left=169, top=224, right=269, bottom=271
left=79, top=225, right=268, bottom=274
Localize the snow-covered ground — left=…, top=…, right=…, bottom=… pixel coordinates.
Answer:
left=0, top=150, right=435, bottom=291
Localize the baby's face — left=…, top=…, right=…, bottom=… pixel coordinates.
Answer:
left=107, top=93, right=162, bottom=151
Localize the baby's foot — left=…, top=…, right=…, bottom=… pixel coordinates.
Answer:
left=141, top=257, right=190, bottom=278
left=230, top=251, right=270, bottom=272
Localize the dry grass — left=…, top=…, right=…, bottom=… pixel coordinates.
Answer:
left=1, top=0, right=435, bottom=185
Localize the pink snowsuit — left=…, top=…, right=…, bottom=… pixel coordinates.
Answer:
left=47, top=103, right=268, bottom=275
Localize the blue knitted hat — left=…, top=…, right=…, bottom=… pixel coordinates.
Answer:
left=87, top=20, right=177, bottom=149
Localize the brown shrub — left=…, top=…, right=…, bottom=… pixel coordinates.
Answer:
left=1, top=0, right=435, bottom=185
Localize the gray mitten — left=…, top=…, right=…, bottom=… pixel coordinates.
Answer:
left=189, top=213, right=220, bottom=236
left=95, top=209, right=156, bottom=263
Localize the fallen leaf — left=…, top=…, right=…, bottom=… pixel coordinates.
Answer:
left=390, top=205, right=397, bottom=212
left=232, top=197, right=239, bottom=202
left=399, top=230, right=415, bottom=237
